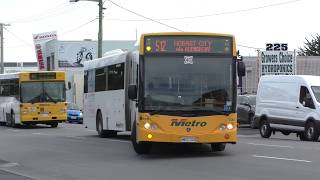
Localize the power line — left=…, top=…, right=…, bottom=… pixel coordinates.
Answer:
left=7, top=1, right=71, bottom=24
left=237, top=44, right=264, bottom=50
left=106, top=0, right=183, bottom=32
left=60, top=18, right=98, bottom=35
left=107, top=0, right=264, bottom=50
left=3, top=27, right=33, bottom=47
left=104, top=0, right=303, bottom=22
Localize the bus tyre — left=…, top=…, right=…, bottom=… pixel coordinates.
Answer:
left=259, top=120, right=272, bottom=138
left=51, top=122, right=58, bottom=128
left=211, top=143, right=226, bottom=152
left=96, top=112, right=116, bottom=138
left=131, top=121, right=151, bottom=154
left=304, top=122, right=319, bottom=141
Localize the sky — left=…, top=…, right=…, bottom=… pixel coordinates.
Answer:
left=0, top=0, right=319, bottom=62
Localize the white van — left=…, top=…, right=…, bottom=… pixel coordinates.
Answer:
left=254, top=75, right=320, bottom=141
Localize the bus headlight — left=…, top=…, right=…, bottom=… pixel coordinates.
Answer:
left=218, top=123, right=234, bottom=131
left=219, top=124, right=226, bottom=131
left=227, top=123, right=234, bottom=130
left=144, top=122, right=151, bottom=129
left=144, top=122, right=158, bottom=130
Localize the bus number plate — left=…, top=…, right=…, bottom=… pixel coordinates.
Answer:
left=40, top=112, right=49, bottom=116
left=181, top=137, right=197, bottom=143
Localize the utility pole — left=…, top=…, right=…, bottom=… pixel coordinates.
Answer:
left=70, top=0, right=104, bottom=58
left=98, top=0, right=103, bottom=58
left=0, top=23, right=10, bottom=74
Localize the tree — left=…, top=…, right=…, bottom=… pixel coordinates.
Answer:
left=298, top=34, right=320, bottom=56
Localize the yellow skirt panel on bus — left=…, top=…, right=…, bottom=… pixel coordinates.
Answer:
left=137, top=113, right=237, bottom=143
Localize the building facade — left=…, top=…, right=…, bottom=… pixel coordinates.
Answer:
left=242, top=56, right=320, bottom=94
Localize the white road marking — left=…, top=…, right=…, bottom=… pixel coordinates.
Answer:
left=107, top=139, right=130, bottom=143
left=247, top=143, right=294, bottom=149
left=8, top=129, right=20, bottom=132
left=0, top=162, right=20, bottom=168
left=253, top=155, right=312, bottom=163
left=32, top=132, right=52, bottom=136
left=86, top=129, right=96, bottom=132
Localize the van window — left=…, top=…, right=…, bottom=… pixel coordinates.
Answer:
left=299, top=86, right=315, bottom=108
left=311, top=86, right=320, bottom=103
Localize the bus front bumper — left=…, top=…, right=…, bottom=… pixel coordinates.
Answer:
left=137, top=126, right=237, bottom=144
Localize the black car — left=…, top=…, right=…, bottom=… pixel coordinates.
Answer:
left=237, top=94, right=256, bottom=128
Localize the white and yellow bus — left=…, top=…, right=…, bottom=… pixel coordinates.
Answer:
left=84, top=32, right=245, bottom=154
left=0, top=71, right=67, bottom=128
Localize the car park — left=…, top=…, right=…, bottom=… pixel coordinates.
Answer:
left=237, top=94, right=256, bottom=128
left=67, top=103, right=83, bottom=124
left=255, top=75, right=320, bottom=141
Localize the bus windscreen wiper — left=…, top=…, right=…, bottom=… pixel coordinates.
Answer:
left=43, top=91, right=57, bottom=103
left=191, top=107, right=229, bottom=115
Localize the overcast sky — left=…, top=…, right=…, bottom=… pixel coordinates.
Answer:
left=0, top=0, right=319, bottom=62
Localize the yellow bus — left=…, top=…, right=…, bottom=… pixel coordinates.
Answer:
left=0, top=71, right=67, bottom=128
left=128, top=32, right=245, bottom=154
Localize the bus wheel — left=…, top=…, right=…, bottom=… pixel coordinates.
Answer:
left=259, top=120, right=272, bottom=138
left=211, top=143, right=226, bottom=152
left=96, top=112, right=116, bottom=138
left=131, top=121, right=151, bottom=154
left=50, top=122, right=58, bottom=128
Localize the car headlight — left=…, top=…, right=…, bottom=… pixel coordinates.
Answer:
left=79, top=112, right=83, bottom=117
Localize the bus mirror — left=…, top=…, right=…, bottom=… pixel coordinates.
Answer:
left=128, top=84, right=137, bottom=100
left=237, top=61, right=246, bottom=77
left=68, top=82, right=72, bottom=90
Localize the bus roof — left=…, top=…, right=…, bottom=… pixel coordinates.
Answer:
left=0, top=71, right=65, bottom=80
left=84, top=50, right=128, bottom=71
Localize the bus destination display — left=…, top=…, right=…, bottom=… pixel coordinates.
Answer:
left=144, top=36, right=232, bottom=54
left=30, top=72, right=56, bottom=80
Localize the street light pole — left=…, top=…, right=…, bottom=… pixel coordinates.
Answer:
left=98, top=0, right=103, bottom=58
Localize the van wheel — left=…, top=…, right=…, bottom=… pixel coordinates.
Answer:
left=304, top=122, right=319, bottom=141
left=260, top=120, right=272, bottom=138
left=131, top=121, right=151, bottom=154
left=299, top=132, right=306, bottom=141
left=96, top=112, right=116, bottom=138
left=211, top=143, right=226, bottom=152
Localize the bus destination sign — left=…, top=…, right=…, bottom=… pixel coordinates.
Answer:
left=30, top=72, right=56, bottom=80
left=144, top=36, right=232, bottom=54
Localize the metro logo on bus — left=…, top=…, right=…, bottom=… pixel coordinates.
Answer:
left=170, top=119, right=207, bottom=127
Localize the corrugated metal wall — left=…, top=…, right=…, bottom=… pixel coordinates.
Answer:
left=242, top=56, right=320, bottom=94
